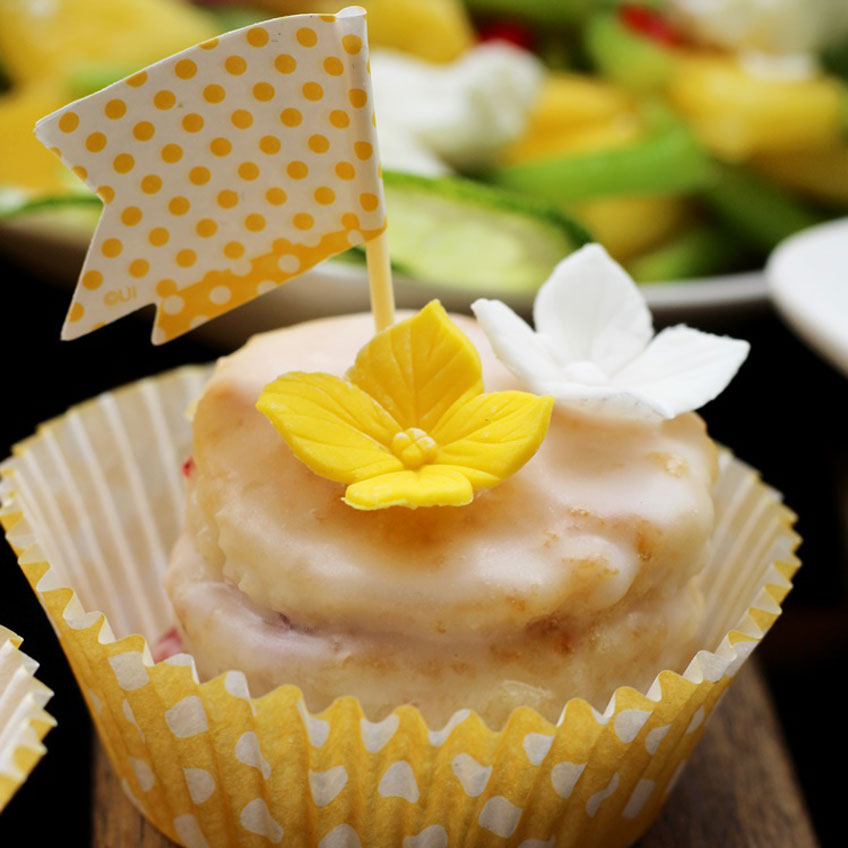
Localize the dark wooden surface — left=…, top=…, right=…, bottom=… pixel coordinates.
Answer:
left=91, top=661, right=816, bottom=847
left=634, top=661, right=817, bottom=848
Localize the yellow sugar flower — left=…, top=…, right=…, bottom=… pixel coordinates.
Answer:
left=257, top=301, right=553, bottom=510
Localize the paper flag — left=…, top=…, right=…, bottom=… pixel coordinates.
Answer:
left=35, top=7, right=386, bottom=344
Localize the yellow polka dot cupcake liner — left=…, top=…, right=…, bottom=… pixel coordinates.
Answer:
left=0, top=626, right=55, bottom=812
left=0, top=366, right=799, bottom=846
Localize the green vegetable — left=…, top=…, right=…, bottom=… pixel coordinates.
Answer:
left=381, top=170, right=591, bottom=293
left=702, top=165, right=824, bottom=253
left=822, top=38, right=848, bottom=84
left=463, top=0, right=593, bottom=26
left=490, top=112, right=714, bottom=203
left=0, top=188, right=100, bottom=218
left=0, top=188, right=101, bottom=237
left=627, top=226, right=749, bottom=283
left=0, top=173, right=590, bottom=295
left=585, top=12, right=677, bottom=92
left=65, top=63, right=134, bottom=99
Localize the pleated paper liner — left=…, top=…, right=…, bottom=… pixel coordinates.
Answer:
left=0, top=365, right=799, bottom=847
left=0, top=625, right=55, bottom=811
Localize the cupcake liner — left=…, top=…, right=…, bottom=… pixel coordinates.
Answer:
left=0, top=626, right=55, bottom=811
left=1, top=365, right=799, bottom=847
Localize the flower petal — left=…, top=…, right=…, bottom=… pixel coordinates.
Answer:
left=344, top=466, right=474, bottom=510
left=533, top=243, right=653, bottom=373
left=471, top=297, right=562, bottom=390
left=432, top=391, right=553, bottom=488
left=257, top=372, right=404, bottom=484
left=531, top=381, right=667, bottom=420
left=612, top=325, right=750, bottom=418
left=347, top=300, right=483, bottom=431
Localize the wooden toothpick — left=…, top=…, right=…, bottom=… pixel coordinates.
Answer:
left=365, top=230, right=395, bottom=332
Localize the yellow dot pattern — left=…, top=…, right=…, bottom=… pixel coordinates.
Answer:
left=58, top=112, right=79, bottom=133
left=330, top=110, right=350, bottom=129
left=126, top=70, right=147, bottom=87
left=238, top=162, right=260, bottom=181
left=253, top=82, right=275, bottom=102
left=175, top=59, right=197, bottom=80
left=231, top=110, right=253, bottom=130
left=259, top=136, right=280, bottom=155
left=35, top=8, right=385, bottom=343
left=102, top=238, right=122, bottom=258
left=302, top=82, right=323, bottom=101
left=203, top=84, right=226, bottom=104
left=169, top=196, right=190, bottom=215
left=275, top=54, right=297, bottom=74
left=225, top=55, right=247, bottom=76
left=141, top=174, right=162, bottom=194
left=133, top=122, right=155, bottom=142
left=162, top=144, right=183, bottom=163
left=309, top=134, right=329, bottom=153
left=121, top=206, right=142, bottom=226
left=217, top=190, right=238, bottom=209
left=280, top=108, right=302, bottom=128
left=86, top=132, right=107, bottom=153
left=247, top=27, right=269, bottom=47
left=189, top=166, right=210, bottom=185
left=245, top=213, right=266, bottom=232
left=315, top=186, right=335, bottom=204
left=176, top=249, right=197, bottom=268
left=105, top=99, right=127, bottom=120
left=266, top=187, right=286, bottom=205
left=149, top=227, right=170, bottom=246
left=154, top=90, right=176, bottom=110
left=210, top=137, right=232, bottom=157
left=196, top=218, right=217, bottom=238
left=323, top=57, right=344, bottom=76
left=113, top=153, right=135, bottom=173
left=129, top=258, right=150, bottom=278
left=287, top=161, right=308, bottom=180
left=182, top=113, right=204, bottom=134
left=82, top=270, right=103, bottom=289
left=224, top=241, right=244, bottom=259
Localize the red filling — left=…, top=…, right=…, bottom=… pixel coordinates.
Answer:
left=477, top=18, right=535, bottom=51
left=619, top=3, right=685, bottom=46
left=152, top=626, right=184, bottom=663
left=182, top=456, right=195, bottom=478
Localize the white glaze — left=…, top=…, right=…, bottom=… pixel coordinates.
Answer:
left=166, top=312, right=718, bottom=722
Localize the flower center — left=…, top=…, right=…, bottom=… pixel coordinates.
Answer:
left=390, top=427, right=438, bottom=469
left=562, top=360, right=609, bottom=385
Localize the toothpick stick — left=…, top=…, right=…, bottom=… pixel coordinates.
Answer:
left=365, top=231, right=395, bottom=331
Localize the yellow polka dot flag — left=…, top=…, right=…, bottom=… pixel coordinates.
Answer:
left=35, top=7, right=387, bottom=344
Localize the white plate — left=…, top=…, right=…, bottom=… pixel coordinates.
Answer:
left=768, top=218, right=848, bottom=377
left=0, top=219, right=768, bottom=349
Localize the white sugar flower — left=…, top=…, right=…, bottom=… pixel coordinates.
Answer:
left=471, top=244, right=750, bottom=421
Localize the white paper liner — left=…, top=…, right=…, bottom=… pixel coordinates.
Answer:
left=1, top=365, right=799, bottom=847
left=0, top=626, right=55, bottom=811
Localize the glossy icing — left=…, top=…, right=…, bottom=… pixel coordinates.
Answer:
left=166, top=312, right=717, bottom=721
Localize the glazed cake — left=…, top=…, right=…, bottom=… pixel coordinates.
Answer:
left=165, top=309, right=717, bottom=726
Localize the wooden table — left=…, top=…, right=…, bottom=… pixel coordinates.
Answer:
left=91, top=661, right=817, bottom=847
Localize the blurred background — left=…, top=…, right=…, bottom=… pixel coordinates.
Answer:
left=0, top=0, right=847, bottom=844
